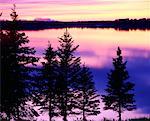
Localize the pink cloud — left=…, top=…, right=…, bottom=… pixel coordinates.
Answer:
left=0, top=0, right=116, bottom=5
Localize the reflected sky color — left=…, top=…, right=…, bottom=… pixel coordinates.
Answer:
left=23, top=28, right=150, bottom=120
left=0, top=0, right=150, bottom=21
left=25, top=28, right=150, bottom=68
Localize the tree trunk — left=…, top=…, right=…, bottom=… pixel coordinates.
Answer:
left=63, top=100, right=67, bottom=121
left=118, top=93, right=122, bottom=121
left=118, top=111, right=121, bottom=121
left=7, top=113, right=11, bottom=121
left=83, top=102, right=86, bottom=121
left=63, top=78, right=68, bottom=121
left=118, top=102, right=121, bottom=121
left=83, top=114, right=87, bottom=121
left=63, top=92, right=68, bottom=121
left=49, top=97, right=52, bottom=121
left=16, top=106, right=20, bottom=120
left=63, top=114, right=67, bottom=121
left=83, top=92, right=87, bottom=121
left=83, top=111, right=85, bottom=121
left=83, top=110, right=86, bottom=121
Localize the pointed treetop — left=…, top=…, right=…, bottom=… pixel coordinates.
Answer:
left=58, top=28, right=73, bottom=44
left=64, top=28, right=70, bottom=37
left=10, top=4, right=18, bottom=21
left=117, top=46, right=121, bottom=56
left=13, top=4, right=16, bottom=9
left=65, top=28, right=68, bottom=33
left=48, top=41, right=52, bottom=47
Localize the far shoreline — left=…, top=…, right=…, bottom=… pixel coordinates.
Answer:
left=1, top=18, right=150, bottom=30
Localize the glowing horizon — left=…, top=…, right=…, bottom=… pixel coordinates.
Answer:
left=0, top=0, right=149, bottom=21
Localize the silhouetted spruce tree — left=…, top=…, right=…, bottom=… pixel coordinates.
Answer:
left=36, top=42, right=59, bottom=121
left=56, top=29, right=81, bottom=121
left=102, top=47, right=136, bottom=121
left=0, top=5, right=38, bottom=120
left=76, top=65, right=100, bottom=121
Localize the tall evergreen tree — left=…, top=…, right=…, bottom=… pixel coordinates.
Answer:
left=35, top=42, right=59, bottom=121
left=76, top=65, right=100, bottom=121
left=0, top=5, right=38, bottom=120
left=56, top=29, right=81, bottom=121
left=102, top=47, right=136, bottom=121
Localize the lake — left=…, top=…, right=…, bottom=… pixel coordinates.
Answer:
left=24, top=28, right=150, bottom=120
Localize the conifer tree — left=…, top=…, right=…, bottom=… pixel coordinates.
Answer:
left=102, top=47, right=136, bottom=121
left=76, top=65, right=100, bottom=121
left=56, top=29, right=81, bottom=121
left=36, top=42, right=59, bottom=121
left=1, top=5, right=38, bottom=120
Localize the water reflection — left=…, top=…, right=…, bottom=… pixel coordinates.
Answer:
left=24, top=28, right=150, bottom=68
left=23, top=28, right=150, bottom=120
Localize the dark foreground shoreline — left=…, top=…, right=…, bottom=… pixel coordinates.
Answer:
left=1, top=18, right=150, bottom=30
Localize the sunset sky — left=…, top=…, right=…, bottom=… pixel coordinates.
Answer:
left=1, top=0, right=150, bottom=120
left=0, top=0, right=149, bottom=21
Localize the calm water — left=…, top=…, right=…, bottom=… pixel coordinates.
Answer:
left=24, top=28, right=150, bottom=120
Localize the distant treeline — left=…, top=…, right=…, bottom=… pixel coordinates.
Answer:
left=0, top=18, right=150, bottom=30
